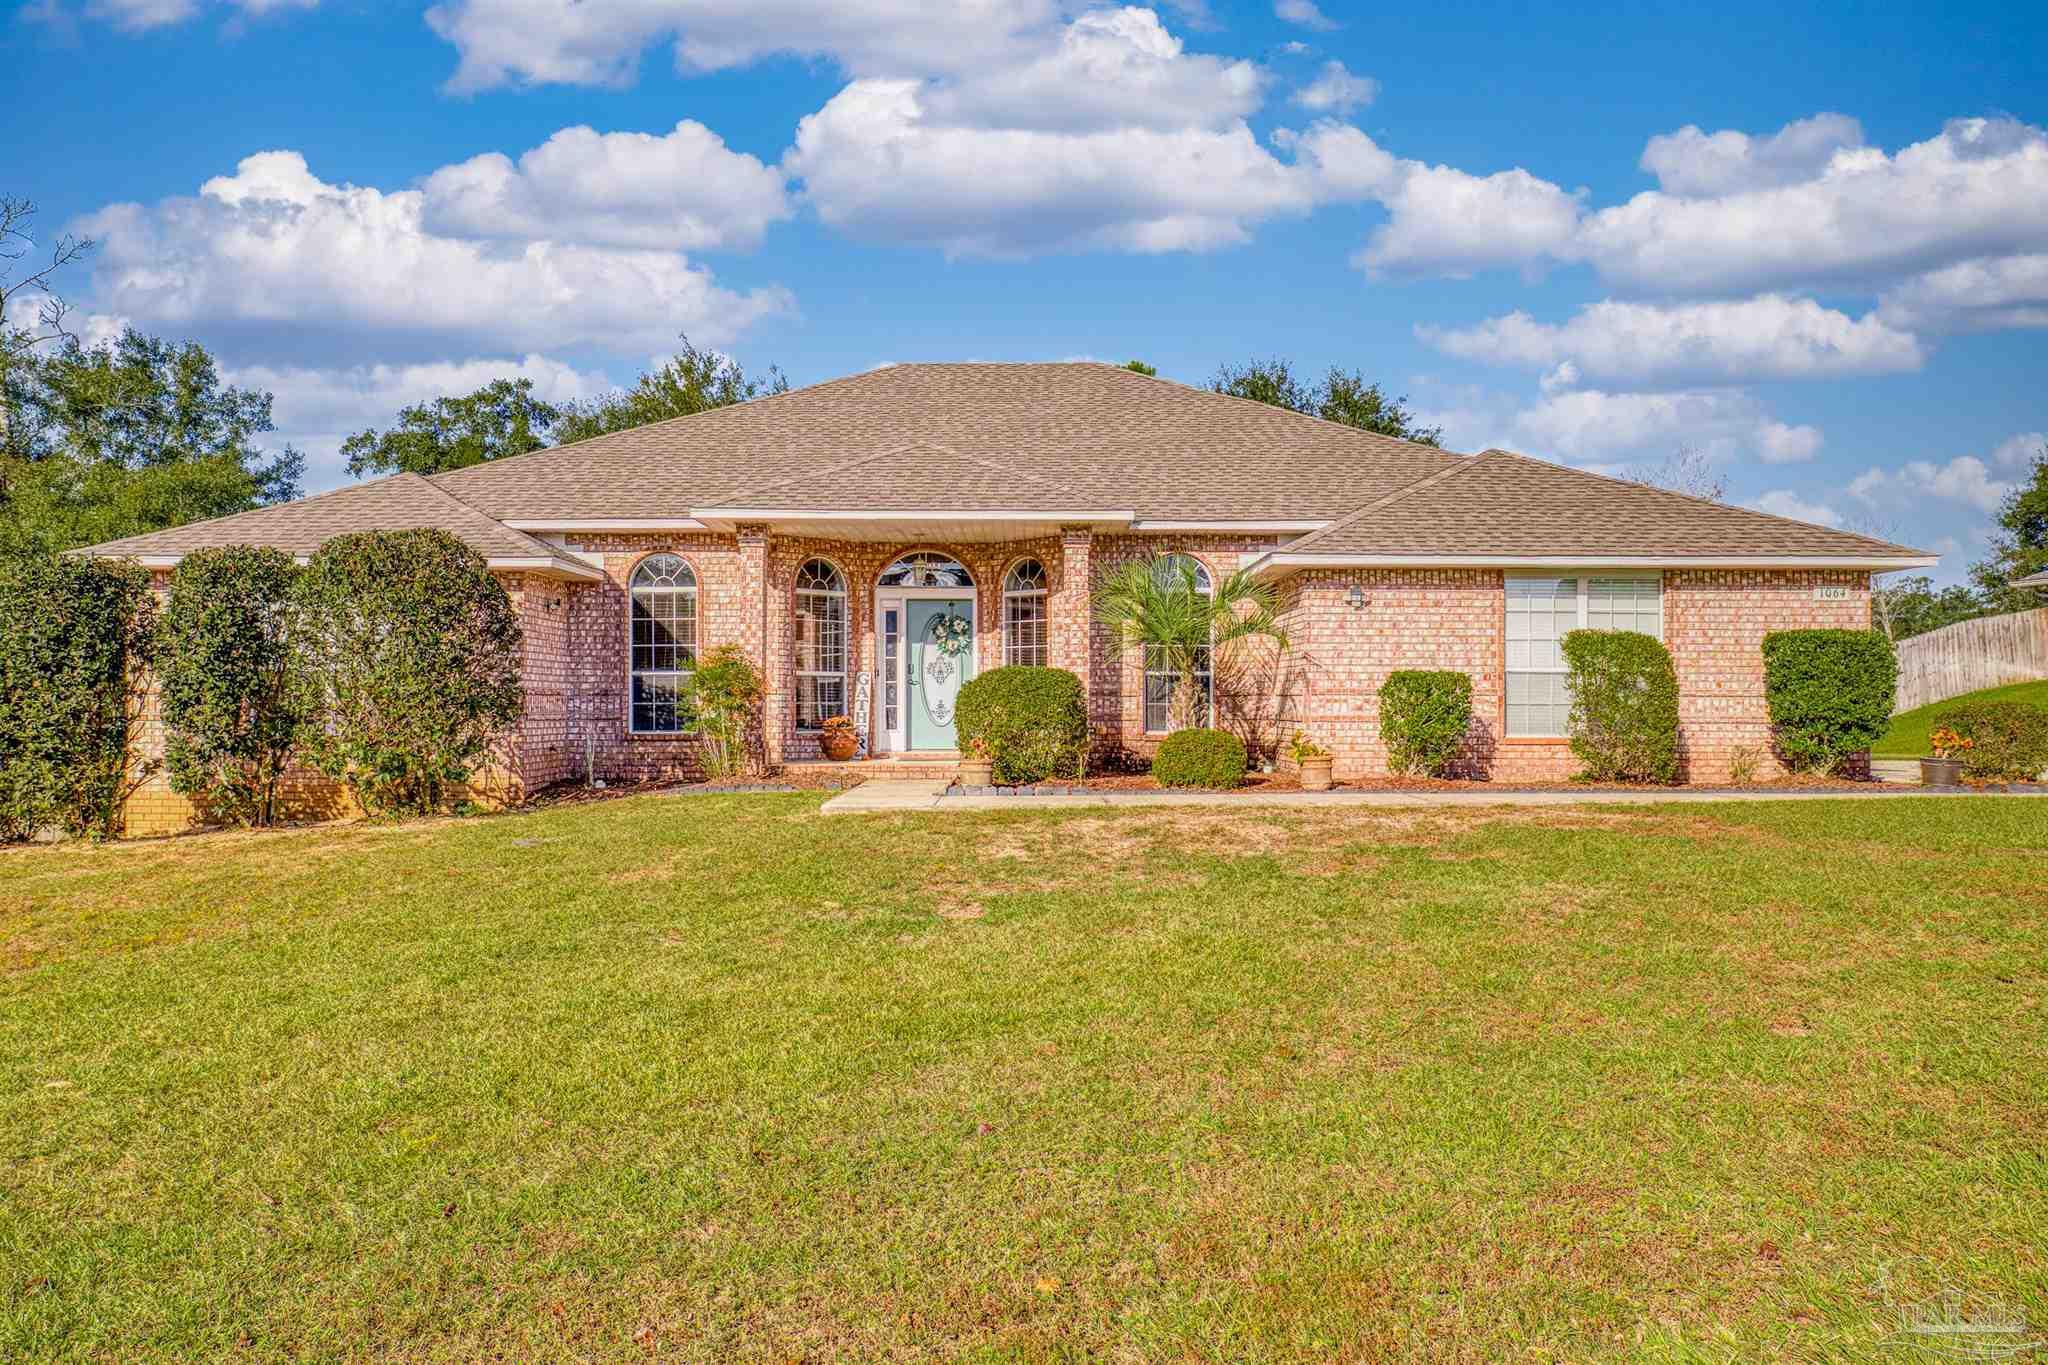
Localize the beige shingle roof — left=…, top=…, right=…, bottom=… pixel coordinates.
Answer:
left=1273, top=450, right=1927, bottom=559
left=707, top=441, right=1107, bottom=512
left=80, top=472, right=575, bottom=564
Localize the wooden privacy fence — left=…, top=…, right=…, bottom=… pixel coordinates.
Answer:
left=1893, top=608, right=2048, bottom=712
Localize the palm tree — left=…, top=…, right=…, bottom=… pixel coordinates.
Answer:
left=1093, top=555, right=1289, bottom=732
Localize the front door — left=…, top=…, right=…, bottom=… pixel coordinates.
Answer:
left=907, top=598, right=975, bottom=750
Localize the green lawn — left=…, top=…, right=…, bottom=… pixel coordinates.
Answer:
left=4, top=795, right=2045, bottom=1361
left=1875, top=679, right=2048, bottom=756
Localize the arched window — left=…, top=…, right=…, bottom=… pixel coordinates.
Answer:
left=878, top=551, right=973, bottom=588
left=630, top=554, right=697, bottom=733
left=794, top=558, right=847, bottom=731
left=1144, top=553, right=1212, bottom=734
left=1003, top=559, right=1048, bottom=666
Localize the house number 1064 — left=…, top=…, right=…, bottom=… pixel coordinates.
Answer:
left=1813, top=586, right=1851, bottom=600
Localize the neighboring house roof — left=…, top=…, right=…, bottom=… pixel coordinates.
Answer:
left=1250, top=449, right=1929, bottom=569
left=76, top=362, right=1936, bottom=572
left=79, top=472, right=601, bottom=580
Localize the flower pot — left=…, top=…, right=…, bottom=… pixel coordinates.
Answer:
left=958, top=759, right=994, bottom=786
left=1920, top=756, right=1965, bottom=788
left=1298, top=756, right=1334, bottom=792
left=819, top=729, right=859, bottom=762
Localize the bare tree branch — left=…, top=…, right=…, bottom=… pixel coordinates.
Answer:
left=1, top=196, right=96, bottom=357
left=1624, top=444, right=1727, bottom=503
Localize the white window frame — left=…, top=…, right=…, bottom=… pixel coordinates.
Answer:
left=1144, top=553, right=1213, bottom=735
left=1002, top=558, right=1049, bottom=667
left=628, top=554, right=698, bottom=735
left=1504, top=571, right=1663, bottom=739
left=794, top=558, right=848, bottom=732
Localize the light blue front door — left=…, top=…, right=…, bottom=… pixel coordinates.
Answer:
left=907, top=598, right=975, bottom=750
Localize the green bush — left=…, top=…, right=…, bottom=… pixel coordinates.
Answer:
left=682, top=644, right=763, bottom=780
left=1934, top=699, right=2048, bottom=783
left=291, top=530, right=524, bottom=816
left=0, top=550, right=156, bottom=841
left=1762, top=629, right=1898, bottom=773
left=955, top=665, right=1088, bottom=784
left=1152, top=727, right=1247, bottom=789
left=1378, top=670, right=1472, bottom=775
left=1561, top=630, right=1680, bottom=784
left=159, top=546, right=302, bottom=825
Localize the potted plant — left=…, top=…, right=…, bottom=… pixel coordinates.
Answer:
left=1921, top=726, right=1970, bottom=788
left=958, top=735, right=994, bottom=787
left=1288, top=730, right=1334, bottom=791
left=818, top=714, right=859, bottom=762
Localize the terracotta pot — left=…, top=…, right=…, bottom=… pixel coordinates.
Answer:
left=958, top=759, right=994, bottom=786
left=820, top=729, right=859, bottom=762
left=1920, top=756, right=1964, bottom=788
left=1299, top=756, right=1334, bottom=792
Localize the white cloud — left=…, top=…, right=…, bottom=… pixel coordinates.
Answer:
left=420, top=120, right=790, bottom=251
left=1849, top=455, right=2014, bottom=515
left=423, top=0, right=1059, bottom=92
left=1292, top=60, right=1376, bottom=115
left=228, top=354, right=617, bottom=489
left=77, top=150, right=792, bottom=362
left=1639, top=113, right=1865, bottom=195
left=1990, top=432, right=2047, bottom=470
left=1274, top=0, right=1335, bottom=29
left=1352, top=159, right=1584, bottom=278
left=1750, top=489, right=1843, bottom=526
left=1420, top=295, right=1924, bottom=387
left=50, top=0, right=314, bottom=32
left=1510, top=387, right=1821, bottom=464
left=1877, top=253, right=2048, bottom=333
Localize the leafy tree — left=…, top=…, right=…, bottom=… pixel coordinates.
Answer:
left=1871, top=575, right=1987, bottom=641
left=555, top=337, right=787, bottom=444
left=158, top=547, right=303, bottom=826
left=342, top=377, right=561, bottom=478
left=1210, top=358, right=1442, bottom=445
left=1121, top=360, right=1158, bottom=376
left=2, top=328, right=302, bottom=554
left=1971, top=444, right=2048, bottom=613
left=292, top=530, right=524, bottom=816
left=1093, top=557, right=1288, bottom=733
left=0, top=550, right=156, bottom=840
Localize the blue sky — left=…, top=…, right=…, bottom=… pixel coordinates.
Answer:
left=7, top=0, right=2045, bottom=580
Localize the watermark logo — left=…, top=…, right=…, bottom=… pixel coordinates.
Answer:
left=1873, top=1266, right=2043, bottom=1360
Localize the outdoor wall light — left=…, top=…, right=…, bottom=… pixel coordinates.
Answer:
left=1345, top=585, right=1368, bottom=611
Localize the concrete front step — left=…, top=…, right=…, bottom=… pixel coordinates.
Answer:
left=782, top=756, right=959, bottom=781
left=1871, top=758, right=1922, bottom=785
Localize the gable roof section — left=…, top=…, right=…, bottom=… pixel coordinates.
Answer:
left=1255, top=450, right=1933, bottom=568
left=77, top=472, right=600, bottom=578
left=430, top=362, right=1463, bottom=522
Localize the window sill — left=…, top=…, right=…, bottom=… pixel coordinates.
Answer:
left=1501, top=737, right=1570, bottom=745
left=626, top=731, right=700, bottom=742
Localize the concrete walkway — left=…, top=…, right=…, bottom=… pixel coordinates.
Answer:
left=818, top=780, right=2035, bottom=815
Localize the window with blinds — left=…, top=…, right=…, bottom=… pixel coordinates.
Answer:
left=1504, top=574, right=1663, bottom=738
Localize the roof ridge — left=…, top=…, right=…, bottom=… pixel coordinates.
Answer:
left=710, top=439, right=1095, bottom=507
left=1476, top=447, right=1927, bottom=556
left=411, top=473, right=562, bottom=557
left=1278, top=454, right=1489, bottom=554
left=83, top=469, right=433, bottom=555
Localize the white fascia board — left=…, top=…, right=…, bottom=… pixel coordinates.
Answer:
left=690, top=508, right=1137, bottom=523
left=485, top=555, right=605, bottom=581
left=501, top=518, right=706, bottom=532
left=1127, top=520, right=1328, bottom=532
left=1250, top=551, right=1939, bottom=576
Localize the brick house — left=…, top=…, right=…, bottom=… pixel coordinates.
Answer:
left=83, top=362, right=1932, bottom=827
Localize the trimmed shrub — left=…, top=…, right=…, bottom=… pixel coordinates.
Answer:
left=1152, top=726, right=1247, bottom=789
left=1933, top=699, right=2048, bottom=783
left=159, top=546, right=302, bottom=826
left=1561, top=629, right=1680, bottom=784
left=1762, top=629, right=1898, bottom=773
left=291, top=530, right=523, bottom=816
left=0, top=551, right=156, bottom=841
left=682, top=644, right=763, bottom=780
left=1378, top=670, right=1472, bottom=776
left=955, top=665, right=1088, bottom=785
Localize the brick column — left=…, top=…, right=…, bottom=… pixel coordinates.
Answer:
left=1053, top=525, right=1094, bottom=680
left=735, top=524, right=785, bottom=767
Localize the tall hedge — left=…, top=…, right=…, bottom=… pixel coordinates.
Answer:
left=1378, top=670, right=1472, bottom=776
left=0, top=551, right=156, bottom=841
left=1561, top=629, right=1680, bottom=784
left=159, top=546, right=302, bottom=826
left=955, top=665, right=1088, bottom=784
left=291, top=530, right=523, bottom=816
left=1761, top=629, right=1897, bottom=773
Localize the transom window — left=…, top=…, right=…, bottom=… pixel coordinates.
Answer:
left=879, top=552, right=973, bottom=588
left=1002, top=559, right=1048, bottom=666
left=629, top=554, right=697, bottom=733
left=1144, top=553, right=1213, bottom=734
left=794, top=558, right=847, bottom=731
left=1505, top=573, right=1663, bottom=738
